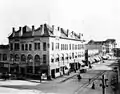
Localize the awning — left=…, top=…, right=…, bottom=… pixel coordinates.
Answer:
left=90, top=57, right=95, bottom=63
left=80, top=61, right=85, bottom=65
left=88, top=58, right=93, bottom=64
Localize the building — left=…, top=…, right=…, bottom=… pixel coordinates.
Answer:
left=0, top=45, right=9, bottom=72
left=105, top=39, right=117, bottom=55
left=85, top=39, right=116, bottom=64
left=86, top=40, right=106, bottom=56
left=8, top=23, right=85, bottom=78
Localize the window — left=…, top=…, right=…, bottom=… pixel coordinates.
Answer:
left=10, top=43, right=13, bottom=51
left=29, top=44, right=32, bottom=51
left=25, top=44, right=28, bottom=50
left=56, top=57, right=59, bottom=62
left=43, top=55, right=46, bottom=63
left=34, top=43, right=40, bottom=50
left=38, top=43, right=40, bottom=50
left=10, top=54, right=14, bottom=61
left=67, top=44, right=68, bottom=50
left=62, top=56, right=64, bottom=60
left=56, top=68, right=59, bottom=73
left=52, top=42, right=54, bottom=50
left=34, top=55, right=40, bottom=63
left=69, top=44, right=71, bottom=50
left=72, top=44, right=74, bottom=50
left=15, top=54, right=19, bottom=61
left=21, top=54, right=26, bottom=62
left=27, top=54, right=33, bottom=62
left=56, top=43, right=59, bottom=50
left=21, top=44, right=24, bottom=51
left=61, top=44, right=62, bottom=50
left=51, top=58, right=54, bottom=63
left=3, top=54, right=7, bottom=61
left=63, top=44, right=64, bottom=50
left=43, top=42, right=46, bottom=51
left=34, top=43, right=37, bottom=50
left=72, top=53, right=74, bottom=58
left=14, top=43, right=20, bottom=51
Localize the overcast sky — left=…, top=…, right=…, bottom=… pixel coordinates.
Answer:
left=0, top=0, right=120, bottom=46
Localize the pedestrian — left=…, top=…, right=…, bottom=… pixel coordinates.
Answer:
left=77, top=73, right=82, bottom=81
left=39, top=71, right=42, bottom=83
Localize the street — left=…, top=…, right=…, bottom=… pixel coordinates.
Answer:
left=0, top=59, right=119, bottom=94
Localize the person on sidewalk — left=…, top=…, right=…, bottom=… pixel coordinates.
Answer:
left=77, top=73, right=82, bottom=81
left=39, top=71, right=42, bottom=83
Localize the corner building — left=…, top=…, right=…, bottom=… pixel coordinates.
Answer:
left=8, top=23, right=85, bottom=78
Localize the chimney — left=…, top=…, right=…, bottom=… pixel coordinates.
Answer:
left=58, top=27, right=60, bottom=31
left=12, top=27, right=15, bottom=37
left=52, top=25, right=54, bottom=34
left=19, top=27, right=23, bottom=36
left=72, top=31, right=74, bottom=35
left=41, top=24, right=44, bottom=35
left=32, top=25, right=34, bottom=31
left=12, top=27, right=15, bottom=33
left=67, top=29, right=69, bottom=36
left=79, top=33, right=81, bottom=39
left=22, top=26, right=26, bottom=33
left=19, top=27, right=21, bottom=31
left=40, top=25, right=43, bottom=29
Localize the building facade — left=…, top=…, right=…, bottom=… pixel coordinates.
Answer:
left=85, top=39, right=116, bottom=64
left=8, top=23, right=85, bottom=78
left=105, top=39, right=117, bottom=54
left=0, top=45, right=9, bottom=72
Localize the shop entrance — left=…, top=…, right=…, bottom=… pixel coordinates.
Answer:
left=51, top=69, right=55, bottom=78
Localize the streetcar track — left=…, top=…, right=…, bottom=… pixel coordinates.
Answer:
left=73, top=70, right=106, bottom=94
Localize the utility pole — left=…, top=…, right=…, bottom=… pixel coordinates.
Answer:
left=102, top=75, right=105, bottom=94
left=100, top=75, right=108, bottom=94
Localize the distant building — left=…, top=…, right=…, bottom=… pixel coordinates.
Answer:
left=86, top=39, right=116, bottom=56
left=8, top=23, right=85, bottom=78
left=85, top=39, right=116, bottom=64
left=0, top=45, right=9, bottom=72
left=105, top=39, right=117, bottom=54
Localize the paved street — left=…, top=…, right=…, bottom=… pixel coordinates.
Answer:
left=0, top=59, right=119, bottom=94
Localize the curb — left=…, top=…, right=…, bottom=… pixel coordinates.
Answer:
left=60, top=73, right=78, bottom=83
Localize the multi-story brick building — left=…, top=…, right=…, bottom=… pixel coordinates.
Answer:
left=0, top=45, right=9, bottom=72
left=8, top=23, right=85, bottom=78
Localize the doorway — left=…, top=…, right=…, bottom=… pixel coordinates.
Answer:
left=51, top=69, right=55, bottom=78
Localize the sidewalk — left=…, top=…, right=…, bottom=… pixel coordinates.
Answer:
left=25, top=71, right=79, bottom=84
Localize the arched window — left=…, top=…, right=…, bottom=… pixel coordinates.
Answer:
left=34, top=55, right=40, bottom=63
left=15, top=54, right=19, bottom=61
left=61, top=54, right=64, bottom=60
left=21, top=54, right=26, bottom=62
left=55, top=54, right=59, bottom=62
left=66, top=53, right=68, bottom=60
left=27, top=54, right=33, bottom=62
left=3, top=54, right=7, bottom=61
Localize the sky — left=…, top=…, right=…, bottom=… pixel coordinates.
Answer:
left=0, top=0, right=120, bottom=47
